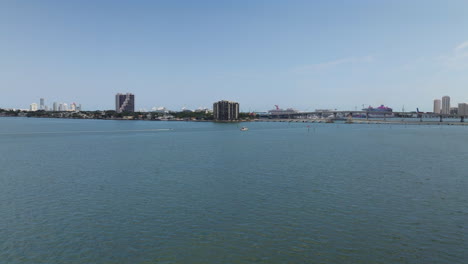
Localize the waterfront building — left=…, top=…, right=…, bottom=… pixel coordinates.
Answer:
left=442, top=96, right=450, bottom=114
left=40, top=98, right=45, bottom=110
left=53, top=102, right=59, bottom=111
left=450, top=107, right=458, bottom=115
left=152, top=106, right=168, bottom=113
left=30, top=103, right=38, bottom=111
left=70, top=103, right=76, bottom=112
left=213, top=100, right=239, bottom=121
left=181, top=107, right=192, bottom=112
left=433, top=99, right=441, bottom=114
left=195, top=107, right=211, bottom=114
left=116, top=93, right=135, bottom=113
left=458, top=103, right=468, bottom=116
left=58, top=103, right=67, bottom=111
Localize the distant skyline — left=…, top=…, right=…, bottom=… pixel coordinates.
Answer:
left=2, top=0, right=468, bottom=112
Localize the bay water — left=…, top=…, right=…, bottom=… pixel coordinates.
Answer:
left=1, top=117, right=467, bottom=263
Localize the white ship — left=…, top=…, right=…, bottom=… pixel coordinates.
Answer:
left=268, top=105, right=299, bottom=117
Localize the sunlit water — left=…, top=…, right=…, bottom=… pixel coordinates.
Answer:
left=1, top=117, right=467, bottom=263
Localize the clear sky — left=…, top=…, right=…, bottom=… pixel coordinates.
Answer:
left=2, top=0, right=468, bottom=112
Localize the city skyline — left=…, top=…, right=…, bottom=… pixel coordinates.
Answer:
left=12, top=93, right=468, bottom=114
left=2, top=1, right=468, bottom=111
left=24, top=97, right=82, bottom=112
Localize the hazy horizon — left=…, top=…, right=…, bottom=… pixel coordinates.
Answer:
left=2, top=0, right=468, bottom=112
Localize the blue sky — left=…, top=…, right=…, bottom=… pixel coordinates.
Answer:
left=1, top=0, right=468, bottom=111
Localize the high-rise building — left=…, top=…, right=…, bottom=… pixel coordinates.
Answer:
left=30, top=103, right=38, bottom=111
left=115, top=93, right=135, bottom=113
left=53, top=102, right=59, bottom=111
left=450, top=107, right=458, bottom=115
left=442, top=96, right=450, bottom=114
left=433, top=99, right=441, bottom=114
left=58, top=103, right=68, bottom=111
left=458, top=103, right=468, bottom=116
left=213, top=100, right=239, bottom=121
left=40, top=98, right=45, bottom=110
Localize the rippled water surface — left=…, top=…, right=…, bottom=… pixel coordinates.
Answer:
left=1, top=118, right=467, bottom=263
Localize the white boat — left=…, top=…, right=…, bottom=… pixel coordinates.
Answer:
left=240, top=126, right=248, bottom=131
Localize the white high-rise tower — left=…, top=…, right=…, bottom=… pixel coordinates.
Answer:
left=30, top=103, right=38, bottom=111
left=442, top=96, right=450, bottom=114
left=433, top=99, right=441, bottom=114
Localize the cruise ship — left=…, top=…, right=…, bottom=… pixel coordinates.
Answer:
left=268, top=105, right=299, bottom=118
left=362, top=105, right=394, bottom=118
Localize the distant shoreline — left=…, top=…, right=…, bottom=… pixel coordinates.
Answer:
left=0, top=116, right=251, bottom=123
left=2, top=115, right=468, bottom=126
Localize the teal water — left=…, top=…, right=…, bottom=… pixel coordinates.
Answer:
left=1, top=118, right=467, bottom=263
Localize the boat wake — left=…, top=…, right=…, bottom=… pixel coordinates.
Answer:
left=0, top=128, right=173, bottom=136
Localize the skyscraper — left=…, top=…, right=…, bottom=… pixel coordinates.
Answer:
left=40, top=98, right=45, bottom=110
left=61, top=103, right=68, bottom=111
left=450, top=107, right=458, bottom=115
left=115, top=93, right=135, bottom=113
left=458, top=103, right=468, bottom=117
left=442, top=96, right=450, bottom=114
left=213, top=100, right=239, bottom=121
left=433, top=99, right=441, bottom=114
left=53, top=102, right=59, bottom=111
left=30, top=103, right=38, bottom=111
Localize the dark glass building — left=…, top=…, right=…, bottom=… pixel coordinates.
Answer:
left=40, top=98, right=45, bottom=110
left=213, top=100, right=239, bottom=121
left=115, top=93, right=135, bottom=113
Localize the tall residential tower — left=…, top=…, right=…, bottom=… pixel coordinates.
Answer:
left=442, top=96, right=450, bottom=115
left=115, top=93, right=135, bottom=113
left=433, top=99, right=441, bottom=114
left=213, top=100, right=239, bottom=121
left=40, top=98, right=45, bottom=110
left=458, top=103, right=468, bottom=117
left=30, top=103, right=38, bottom=111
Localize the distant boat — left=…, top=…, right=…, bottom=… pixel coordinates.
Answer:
left=240, top=126, right=249, bottom=131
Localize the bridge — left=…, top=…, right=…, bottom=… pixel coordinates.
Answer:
left=267, top=110, right=466, bottom=122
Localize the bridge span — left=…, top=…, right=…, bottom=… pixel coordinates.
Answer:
left=267, top=110, right=466, bottom=123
